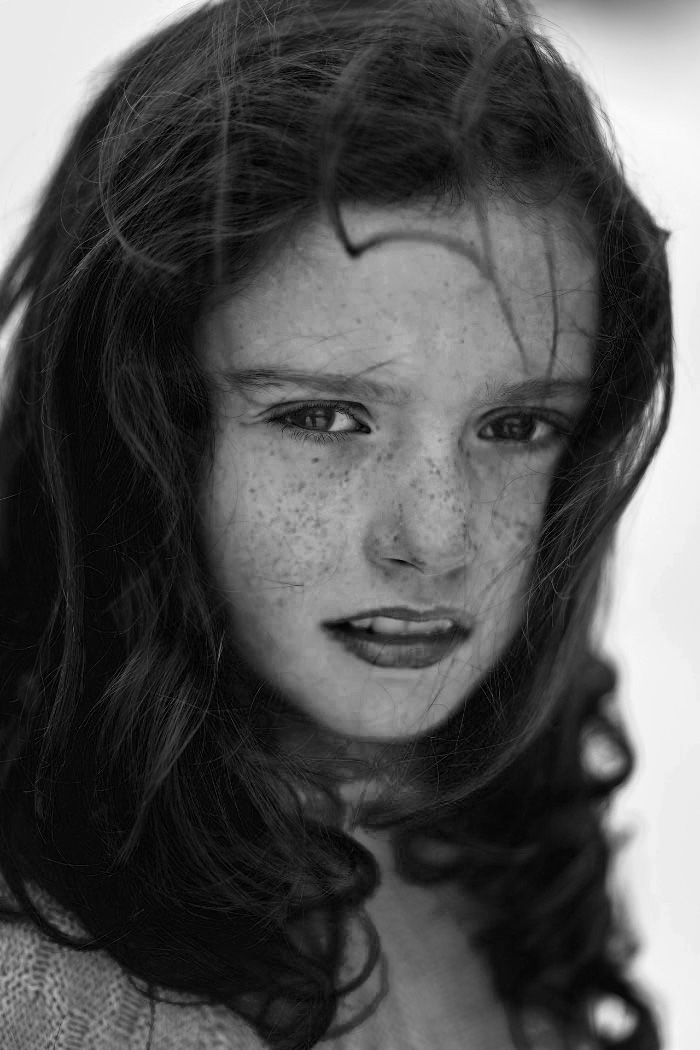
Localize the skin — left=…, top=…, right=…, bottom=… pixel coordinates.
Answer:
left=197, top=198, right=597, bottom=755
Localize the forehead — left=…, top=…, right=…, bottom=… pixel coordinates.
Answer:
left=202, top=199, right=598, bottom=385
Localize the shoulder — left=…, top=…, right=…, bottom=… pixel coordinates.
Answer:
left=0, top=877, right=267, bottom=1050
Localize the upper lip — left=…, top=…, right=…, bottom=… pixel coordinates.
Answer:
left=326, top=606, right=473, bottom=631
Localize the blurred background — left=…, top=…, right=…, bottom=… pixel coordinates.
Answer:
left=0, top=2, right=698, bottom=1047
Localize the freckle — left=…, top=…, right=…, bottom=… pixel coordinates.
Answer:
left=513, top=520, right=533, bottom=541
left=311, top=457, right=320, bottom=464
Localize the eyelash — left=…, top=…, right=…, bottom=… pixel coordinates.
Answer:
left=265, top=400, right=571, bottom=449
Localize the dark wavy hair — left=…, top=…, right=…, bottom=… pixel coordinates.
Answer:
left=0, top=1, right=672, bottom=1048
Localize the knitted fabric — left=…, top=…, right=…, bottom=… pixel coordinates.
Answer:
left=0, top=873, right=265, bottom=1050
left=0, top=872, right=571, bottom=1049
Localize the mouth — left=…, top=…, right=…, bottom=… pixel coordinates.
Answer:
left=322, top=618, right=471, bottom=670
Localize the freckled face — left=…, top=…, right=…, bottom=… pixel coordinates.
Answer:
left=196, top=201, right=597, bottom=742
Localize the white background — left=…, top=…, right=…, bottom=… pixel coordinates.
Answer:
left=0, top=2, right=698, bottom=1048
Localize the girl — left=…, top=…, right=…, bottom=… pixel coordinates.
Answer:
left=0, top=1, right=673, bottom=1048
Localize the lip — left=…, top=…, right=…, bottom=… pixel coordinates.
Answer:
left=323, top=620, right=471, bottom=670
left=324, top=605, right=473, bottom=630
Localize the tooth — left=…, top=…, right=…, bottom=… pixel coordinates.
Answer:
left=415, top=619, right=454, bottom=633
left=405, top=619, right=455, bottom=635
left=370, top=616, right=412, bottom=635
left=344, top=615, right=458, bottom=635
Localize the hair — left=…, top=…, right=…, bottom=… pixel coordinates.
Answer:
left=0, top=1, right=673, bottom=1048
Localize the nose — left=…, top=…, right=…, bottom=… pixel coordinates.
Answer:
left=363, top=445, right=477, bottom=577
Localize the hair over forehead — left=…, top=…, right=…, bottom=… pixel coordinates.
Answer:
left=12, top=0, right=617, bottom=306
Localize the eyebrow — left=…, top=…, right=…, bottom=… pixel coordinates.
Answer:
left=222, top=366, right=591, bottom=407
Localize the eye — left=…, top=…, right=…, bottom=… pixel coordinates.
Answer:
left=478, top=411, right=570, bottom=448
left=265, top=401, right=370, bottom=445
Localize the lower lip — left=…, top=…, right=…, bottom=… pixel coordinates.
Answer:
left=323, top=623, right=470, bottom=669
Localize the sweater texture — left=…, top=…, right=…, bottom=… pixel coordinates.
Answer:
left=0, top=872, right=572, bottom=1050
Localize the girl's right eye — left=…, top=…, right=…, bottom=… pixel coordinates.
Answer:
left=265, top=401, right=370, bottom=446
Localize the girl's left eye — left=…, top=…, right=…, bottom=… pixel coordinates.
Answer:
left=265, top=401, right=369, bottom=445
left=477, top=411, right=570, bottom=448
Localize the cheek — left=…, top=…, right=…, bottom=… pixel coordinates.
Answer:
left=204, top=443, right=353, bottom=591
left=472, top=473, right=546, bottom=592
left=489, top=500, right=542, bottom=548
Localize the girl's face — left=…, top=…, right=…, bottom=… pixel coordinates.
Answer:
left=197, top=201, right=597, bottom=743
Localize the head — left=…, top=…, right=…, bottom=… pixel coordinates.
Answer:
left=0, top=0, right=671, bottom=820
left=0, top=1, right=672, bottom=1045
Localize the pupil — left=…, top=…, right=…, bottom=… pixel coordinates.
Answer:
left=305, top=410, right=331, bottom=429
left=503, top=416, right=535, bottom=440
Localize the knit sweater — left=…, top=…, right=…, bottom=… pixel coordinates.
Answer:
left=0, top=873, right=267, bottom=1050
left=0, top=872, right=570, bottom=1050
